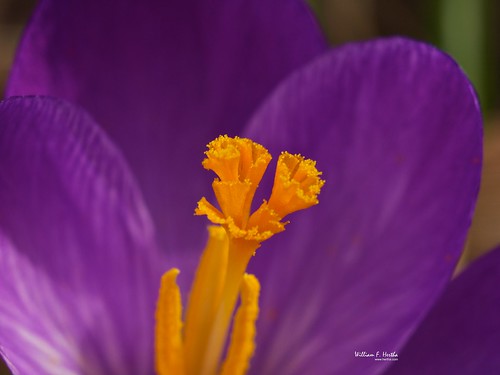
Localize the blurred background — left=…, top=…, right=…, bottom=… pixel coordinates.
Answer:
left=0, top=0, right=499, bottom=373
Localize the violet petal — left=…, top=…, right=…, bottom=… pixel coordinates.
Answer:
left=245, top=38, right=482, bottom=375
left=0, top=96, right=163, bottom=374
left=383, top=246, right=500, bottom=375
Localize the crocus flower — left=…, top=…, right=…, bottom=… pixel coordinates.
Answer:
left=0, top=0, right=498, bottom=374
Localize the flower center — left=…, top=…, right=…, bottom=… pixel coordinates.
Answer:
left=155, top=135, right=324, bottom=375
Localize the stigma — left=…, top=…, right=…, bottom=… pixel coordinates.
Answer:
left=155, top=135, right=324, bottom=375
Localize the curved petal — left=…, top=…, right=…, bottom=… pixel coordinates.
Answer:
left=6, top=0, right=327, bottom=252
left=0, top=97, right=164, bottom=374
left=1, top=234, right=115, bottom=375
left=244, top=38, right=482, bottom=375
left=382, top=246, right=500, bottom=375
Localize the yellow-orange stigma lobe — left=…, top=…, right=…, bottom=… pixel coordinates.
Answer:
left=198, top=135, right=272, bottom=229
left=202, top=135, right=271, bottom=184
left=155, top=136, right=324, bottom=375
left=196, top=137, right=324, bottom=242
left=268, top=152, right=325, bottom=218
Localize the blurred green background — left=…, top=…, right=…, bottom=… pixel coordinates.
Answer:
left=0, top=0, right=499, bottom=373
left=309, top=0, right=499, bottom=113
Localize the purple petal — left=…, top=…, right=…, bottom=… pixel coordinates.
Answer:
left=383, top=246, right=500, bottom=375
left=0, top=97, right=164, bottom=374
left=7, top=0, right=327, bottom=253
left=1, top=234, right=116, bottom=375
left=245, top=38, right=482, bottom=375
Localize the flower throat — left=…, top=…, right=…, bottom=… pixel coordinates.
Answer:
left=155, top=135, right=324, bottom=375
